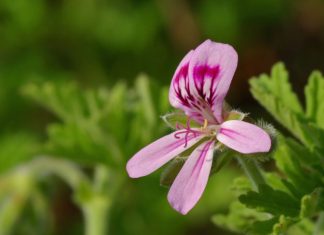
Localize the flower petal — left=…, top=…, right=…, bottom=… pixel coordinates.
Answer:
left=167, top=140, right=214, bottom=215
left=216, top=120, right=271, bottom=154
left=188, top=40, right=238, bottom=123
left=169, top=50, right=202, bottom=120
left=126, top=130, right=204, bottom=178
left=169, top=40, right=238, bottom=124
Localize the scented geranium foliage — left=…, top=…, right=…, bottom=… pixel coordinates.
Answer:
left=0, top=75, right=174, bottom=235
left=127, top=40, right=272, bottom=214
left=213, top=63, right=324, bottom=235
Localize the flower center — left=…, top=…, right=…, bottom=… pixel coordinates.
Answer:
left=200, top=119, right=219, bottom=136
left=174, top=118, right=218, bottom=148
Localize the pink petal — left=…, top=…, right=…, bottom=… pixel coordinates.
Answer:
left=188, top=40, right=238, bottom=123
left=126, top=130, right=204, bottom=178
left=169, top=50, right=193, bottom=108
left=167, top=140, right=214, bottom=215
left=169, top=40, right=238, bottom=124
left=216, top=120, right=271, bottom=154
left=169, top=50, right=206, bottom=123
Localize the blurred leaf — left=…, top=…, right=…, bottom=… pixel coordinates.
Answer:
left=285, top=218, right=314, bottom=235
left=305, top=71, right=324, bottom=129
left=22, top=81, right=93, bottom=123
left=23, top=81, right=124, bottom=166
left=231, top=176, right=252, bottom=195
left=300, top=188, right=324, bottom=219
left=212, top=201, right=271, bottom=235
left=23, top=75, right=169, bottom=167
left=45, top=122, right=122, bottom=166
left=272, top=215, right=296, bottom=235
left=0, top=133, right=39, bottom=174
left=250, top=216, right=279, bottom=235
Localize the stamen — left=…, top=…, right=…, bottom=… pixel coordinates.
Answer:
left=173, top=117, right=201, bottom=147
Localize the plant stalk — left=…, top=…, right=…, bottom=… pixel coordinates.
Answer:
left=83, top=197, right=111, bottom=235
left=236, top=157, right=266, bottom=192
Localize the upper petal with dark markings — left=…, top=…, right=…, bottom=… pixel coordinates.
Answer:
left=169, top=40, right=238, bottom=124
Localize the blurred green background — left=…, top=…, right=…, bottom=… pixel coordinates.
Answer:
left=0, top=0, right=323, bottom=235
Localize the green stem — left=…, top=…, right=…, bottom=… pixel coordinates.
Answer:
left=27, top=156, right=89, bottom=190
left=83, top=197, right=111, bottom=235
left=30, top=158, right=114, bottom=235
left=236, top=157, right=266, bottom=192
left=3, top=171, right=34, bottom=233
left=80, top=165, right=114, bottom=235
left=0, top=157, right=89, bottom=235
left=314, top=212, right=324, bottom=235
left=0, top=157, right=116, bottom=235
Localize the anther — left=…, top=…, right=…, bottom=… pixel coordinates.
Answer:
left=203, top=119, right=208, bottom=129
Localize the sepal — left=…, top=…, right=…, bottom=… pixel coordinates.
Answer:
left=161, top=110, right=200, bottom=130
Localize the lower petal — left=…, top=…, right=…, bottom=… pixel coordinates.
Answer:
left=126, top=131, right=203, bottom=178
left=167, top=140, right=214, bottom=215
left=216, top=120, right=271, bottom=154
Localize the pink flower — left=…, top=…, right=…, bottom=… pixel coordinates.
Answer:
left=126, top=40, right=271, bottom=214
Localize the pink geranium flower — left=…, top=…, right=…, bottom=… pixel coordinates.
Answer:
left=126, top=40, right=271, bottom=214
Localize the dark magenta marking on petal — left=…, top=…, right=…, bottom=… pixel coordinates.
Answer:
left=173, top=63, right=194, bottom=107
left=155, top=132, right=199, bottom=159
left=173, top=62, right=221, bottom=124
left=190, top=141, right=213, bottom=177
left=193, top=65, right=220, bottom=104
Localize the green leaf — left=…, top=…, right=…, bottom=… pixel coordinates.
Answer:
left=250, top=62, right=302, bottom=114
left=250, top=62, right=324, bottom=150
left=299, top=188, right=324, bottom=218
left=127, top=75, right=169, bottom=154
left=305, top=71, right=324, bottom=129
left=231, top=176, right=253, bottom=195
left=22, top=81, right=87, bottom=122
left=212, top=201, right=271, bottom=235
left=272, top=215, right=297, bottom=235
left=285, top=218, right=314, bottom=235
left=274, top=136, right=322, bottom=195
left=135, top=74, right=161, bottom=127
left=250, top=216, right=279, bottom=235
left=22, top=76, right=170, bottom=167
left=239, top=184, right=300, bottom=217
left=45, top=123, right=122, bottom=166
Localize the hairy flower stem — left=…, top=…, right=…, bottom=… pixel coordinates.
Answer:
left=314, top=212, right=324, bottom=235
left=236, top=157, right=266, bottom=192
